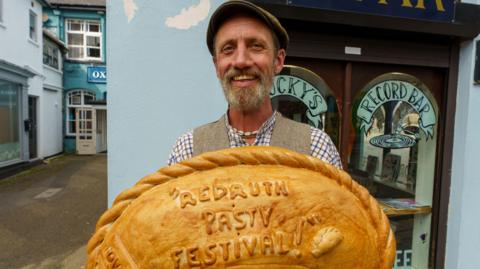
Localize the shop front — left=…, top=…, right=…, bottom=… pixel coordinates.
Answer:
left=63, top=65, right=107, bottom=154
left=255, top=0, right=480, bottom=268
left=0, top=62, right=34, bottom=168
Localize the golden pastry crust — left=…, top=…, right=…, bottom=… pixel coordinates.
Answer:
left=87, top=146, right=396, bottom=269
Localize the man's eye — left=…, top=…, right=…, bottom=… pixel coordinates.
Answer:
left=252, top=43, right=265, bottom=50
left=222, top=45, right=234, bottom=53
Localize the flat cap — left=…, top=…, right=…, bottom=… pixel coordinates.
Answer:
left=206, top=0, right=289, bottom=55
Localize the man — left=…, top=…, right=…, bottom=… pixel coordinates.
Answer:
left=168, top=0, right=342, bottom=169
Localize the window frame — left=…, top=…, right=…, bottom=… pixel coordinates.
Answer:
left=66, top=90, right=96, bottom=136
left=0, top=0, right=4, bottom=24
left=65, top=19, right=102, bottom=61
left=43, top=39, right=60, bottom=70
left=29, top=10, right=37, bottom=42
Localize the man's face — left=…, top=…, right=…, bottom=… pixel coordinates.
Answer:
left=213, top=15, right=285, bottom=112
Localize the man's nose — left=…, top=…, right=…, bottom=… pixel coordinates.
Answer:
left=232, top=46, right=252, bottom=69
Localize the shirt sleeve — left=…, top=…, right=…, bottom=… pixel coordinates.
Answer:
left=310, top=127, right=343, bottom=169
left=167, top=131, right=194, bottom=166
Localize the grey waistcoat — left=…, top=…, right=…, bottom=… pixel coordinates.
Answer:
left=192, top=114, right=311, bottom=156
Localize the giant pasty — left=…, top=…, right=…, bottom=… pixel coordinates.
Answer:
left=87, top=146, right=396, bottom=268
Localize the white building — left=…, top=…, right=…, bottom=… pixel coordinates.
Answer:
left=42, top=29, right=66, bottom=158
left=0, top=0, right=64, bottom=171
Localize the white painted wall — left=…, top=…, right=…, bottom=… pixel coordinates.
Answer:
left=0, top=0, right=63, bottom=160
left=0, top=0, right=43, bottom=73
left=445, top=1, right=480, bottom=268
left=446, top=35, right=480, bottom=269
left=41, top=38, right=64, bottom=158
left=39, top=88, right=62, bottom=157
left=108, top=0, right=225, bottom=204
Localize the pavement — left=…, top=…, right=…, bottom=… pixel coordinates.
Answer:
left=0, top=154, right=107, bottom=269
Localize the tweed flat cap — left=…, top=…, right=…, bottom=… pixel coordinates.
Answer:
left=206, top=0, right=289, bottom=55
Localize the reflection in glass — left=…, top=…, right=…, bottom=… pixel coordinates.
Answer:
left=0, top=80, right=20, bottom=163
left=350, top=73, right=439, bottom=269
left=271, top=65, right=340, bottom=147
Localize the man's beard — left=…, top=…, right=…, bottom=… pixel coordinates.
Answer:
left=220, top=67, right=274, bottom=112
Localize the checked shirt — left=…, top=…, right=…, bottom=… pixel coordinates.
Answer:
left=167, top=111, right=342, bottom=169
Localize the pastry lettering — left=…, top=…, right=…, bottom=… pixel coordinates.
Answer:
left=261, top=234, right=274, bottom=255
left=202, top=206, right=273, bottom=235
left=173, top=181, right=289, bottom=208
left=248, top=182, right=260, bottom=196
left=203, top=244, right=217, bottom=265
left=229, top=184, right=247, bottom=199
left=170, top=234, right=294, bottom=267
left=187, top=247, right=201, bottom=266
left=198, top=186, right=211, bottom=202
left=171, top=249, right=183, bottom=269
left=180, top=191, right=197, bottom=209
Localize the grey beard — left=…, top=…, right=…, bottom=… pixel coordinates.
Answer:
left=220, top=70, right=273, bottom=112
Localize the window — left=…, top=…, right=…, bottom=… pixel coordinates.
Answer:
left=0, top=80, right=21, bottom=164
left=66, top=19, right=102, bottom=61
left=349, top=72, right=439, bottom=268
left=273, top=59, right=445, bottom=268
left=0, top=0, right=4, bottom=23
left=66, top=90, right=95, bottom=136
left=43, top=39, right=60, bottom=69
left=29, top=10, right=37, bottom=41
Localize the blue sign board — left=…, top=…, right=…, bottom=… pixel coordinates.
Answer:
left=87, top=66, right=107, bottom=83
left=276, top=0, right=454, bottom=22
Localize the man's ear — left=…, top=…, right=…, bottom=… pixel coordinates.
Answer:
left=274, top=49, right=286, bottom=74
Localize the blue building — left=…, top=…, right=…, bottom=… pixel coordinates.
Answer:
left=44, top=0, right=107, bottom=154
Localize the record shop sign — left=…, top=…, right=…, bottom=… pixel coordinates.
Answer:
left=282, top=0, right=454, bottom=22
left=356, top=80, right=436, bottom=139
left=87, top=66, right=106, bottom=83
left=271, top=75, right=327, bottom=128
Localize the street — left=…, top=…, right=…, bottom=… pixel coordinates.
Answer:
left=0, top=154, right=107, bottom=269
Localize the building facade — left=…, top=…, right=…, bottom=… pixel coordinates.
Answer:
left=44, top=0, right=107, bottom=154
left=108, top=0, right=480, bottom=268
left=0, top=0, right=64, bottom=170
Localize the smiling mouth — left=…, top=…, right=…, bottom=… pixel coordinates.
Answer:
left=231, top=74, right=257, bottom=81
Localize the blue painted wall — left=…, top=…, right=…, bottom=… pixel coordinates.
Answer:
left=108, top=0, right=225, bottom=203
left=44, top=7, right=107, bottom=153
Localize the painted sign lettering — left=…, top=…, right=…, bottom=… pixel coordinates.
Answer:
left=87, top=66, right=107, bottom=83
left=271, top=75, right=327, bottom=128
left=356, top=80, right=436, bottom=140
left=279, top=0, right=454, bottom=22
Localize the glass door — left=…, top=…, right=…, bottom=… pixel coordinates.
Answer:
left=76, top=107, right=96, bottom=155
left=28, top=96, right=38, bottom=159
left=0, top=80, right=21, bottom=167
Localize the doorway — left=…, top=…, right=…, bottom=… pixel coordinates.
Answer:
left=28, top=96, right=38, bottom=159
left=75, top=107, right=96, bottom=155
left=96, top=109, right=107, bottom=153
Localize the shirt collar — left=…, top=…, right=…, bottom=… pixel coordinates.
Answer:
left=225, top=110, right=278, bottom=139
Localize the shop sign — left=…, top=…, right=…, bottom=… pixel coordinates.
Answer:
left=87, top=66, right=106, bottom=83
left=271, top=75, right=327, bottom=128
left=356, top=79, right=436, bottom=141
left=273, top=0, right=454, bottom=22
